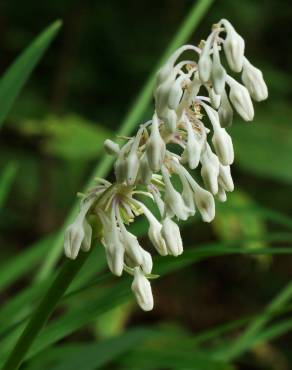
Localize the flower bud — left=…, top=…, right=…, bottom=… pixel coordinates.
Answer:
left=168, top=78, right=183, bottom=110
left=198, top=49, right=212, bottom=83
left=211, top=43, right=226, bottom=94
left=221, top=19, right=245, bottom=72
left=200, top=148, right=219, bottom=195
left=193, top=185, right=215, bottom=223
left=125, top=150, right=140, bottom=185
left=209, top=88, right=221, bottom=110
left=104, top=237, right=124, bottom=277
left=102, top=215, right=125, bottom=277
left=212, top=127, right=234, bottom=166
left=218, top=164, right=234, bottom=192
left=122, top=231, right=144, bottom=266
left=80, top=218, right=92, bottom=252
left=131, top=268, right=154, bottom=311
left=228, top=77, right=254, bottom=121
left=148, top=221, right=168, bottom=256
left=161, top=217, right=183, bottom=256
left=242, top=58, right=268, bottom=102
left=140, top=249, right=153, bottom=274
left=218, top=90, right=233, bottom=128
left=162, top=166, right=190, bottom=221
left=114, top=156, right=126, bottom=183
left=165, top=109, right=177, bottom=133
left=182, top=118, right=203, bottom=169
left=64, top=219, right=84, bottom=260
left=139, top=154, right=153, bottom=184
left=104, top=139, right=120, bottom=156
left=146, top=113, right=166, bottom=172
left=217, top=186, right=227, bottom=202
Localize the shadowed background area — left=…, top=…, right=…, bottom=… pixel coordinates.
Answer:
left=0, top=1, right=292, bottom=369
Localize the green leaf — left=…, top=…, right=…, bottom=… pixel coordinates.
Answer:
left=0, top=162, right=17, bottom=208
left=0, top=20, right=62, bottom=128
left=0, top=235, right=53, bottom=293
left=30, top=328, right=154, bottom=370
left=16, top=114, right=112, bottom=160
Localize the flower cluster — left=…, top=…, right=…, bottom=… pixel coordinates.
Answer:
left=64, top=19, right=267, bottom=311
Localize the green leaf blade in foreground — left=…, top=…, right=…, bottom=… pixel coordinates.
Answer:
left=0, top=20, right=62, bottom=128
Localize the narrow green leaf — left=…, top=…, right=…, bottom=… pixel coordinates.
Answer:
left=0, top=20, right=62, bottom=128
left=0, top=162, right=17, bottom=208
left=0, top=235, right=53, bottom=292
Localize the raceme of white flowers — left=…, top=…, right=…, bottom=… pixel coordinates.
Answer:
left=64, top=19, right=268, bottom=311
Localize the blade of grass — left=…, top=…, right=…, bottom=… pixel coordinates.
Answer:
left=0, top=20, right=62, bottom=128
left=215, top=281, right=292, bottom=361
left=36, top=0, right=214, bottom=282
left=0, top=162, right=17, bottom=208
left=0, top=235, right=53, bottom=293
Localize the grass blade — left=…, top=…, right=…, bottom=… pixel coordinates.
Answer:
left=0, top=162, right=17, bottom=208
left=0, top=20, right=62, bottom=128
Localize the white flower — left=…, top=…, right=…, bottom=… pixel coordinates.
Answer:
left=103, top=231, right=125, bottom=277
left=198, top=37, right=213, bottom=83
left=211, top=43, right=226, bottom=94
left=125, top=150, right=140, bottom=185
left=217, top=186, right=227, bottom=202
left=146, top=113, right=166, bottom=171
left=148, top=221, right=168, bottom=256
left=168, top=77, right=183, bottom=110
left=221, top=19, right=245, bottom=72
left=131, top=267, right=154, bottom=311
left=209, top=87, right=221, bottom=110
left=165, top=109, right=177, bottom=133
left=242, top=58, right=268, bottom=102
left=64, top=219, right=85, bottom=259
left=80, top=218, right=92, bottom=252
left=227, top=76, right=254, bottom=121
left=139, top=154, right=153, bottom=184
left=212, top=127, right=234, bottom=166
left=104, top=139, right=120, bottom=156
left=218, top=90, right=234, bottom=128
left=161, top=217, right=183, bottom=256
left=218, top=164, right=234, bottom=192
left=137, top=202, right=168, bottom=256
left=140, top=249, right=153, bottom=274
left=193, top=184, right=215, bottom=223
left=182, top=116, right=203, bottom=169
left=64, top=198, right=95, bottom=259
left=161, top=165, right=190, bottom=220
left=114, top=155, right=126, bottom=183
left=121, top=230, right=144, bottom=266
left=200, top=147, right=220, bottom=195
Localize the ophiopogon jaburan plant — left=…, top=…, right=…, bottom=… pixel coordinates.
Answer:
left=64, top=19, right=268, bottom=311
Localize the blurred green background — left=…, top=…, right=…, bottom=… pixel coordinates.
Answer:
left=1, top=0, right=292, bottom=369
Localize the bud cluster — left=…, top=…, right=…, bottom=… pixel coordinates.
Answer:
left=64, top=19, right=267, bottom=311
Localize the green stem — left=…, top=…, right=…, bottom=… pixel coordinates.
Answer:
left=2, top=2, right=214, bottom=369
left=36, top=0, right=214, bottom=282
left=2, top=251, right=90, bottom=370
